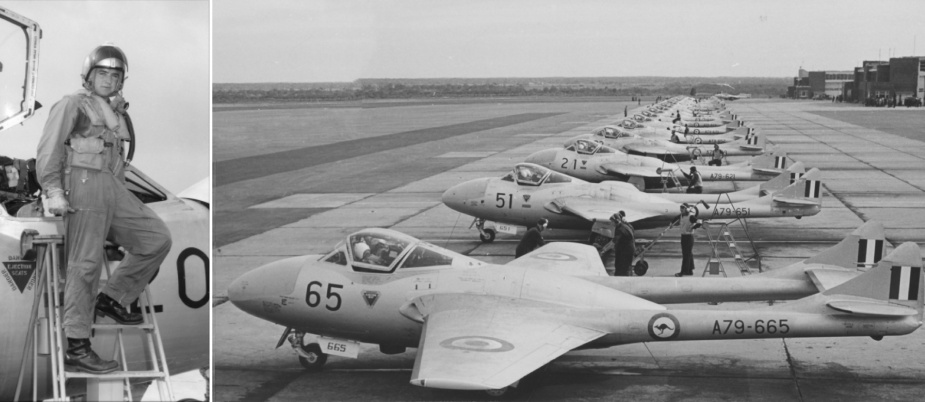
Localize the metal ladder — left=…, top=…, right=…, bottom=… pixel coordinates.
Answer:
left=15, top=235, right=174, bottom=401
left=701, top=219, right=761, bottom=276
left=657, top=165, right=684, bottom=193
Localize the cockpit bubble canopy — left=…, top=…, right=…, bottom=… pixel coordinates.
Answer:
left=593, top=125, right=630, bottom=139
left=501, top=163, right=577, bottom=186
left=321, top=228, right=486, bottom=272
left=348, top=230, right=412, bottom=271
left=564, top=138, right=616, bottom=155
left=0, top=7, right=41, bottom=133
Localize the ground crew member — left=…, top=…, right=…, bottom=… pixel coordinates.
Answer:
left=670, top=129, right=680, bottom=143
left=707, top=144, right=726, bottom=166
left=36, top=45, right=172, bottom=374
left=515, top=218, right=547, bottom=258
left=675, top=205, right=702, bottom=276
left=683, top=124, right=690, bottom=136
left=611, top=212, right=635, bottom=276
left=682, top=166, right=703, bottom=193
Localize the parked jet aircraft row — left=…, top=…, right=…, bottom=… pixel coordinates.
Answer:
left=229, top=96, right=923, bottom=397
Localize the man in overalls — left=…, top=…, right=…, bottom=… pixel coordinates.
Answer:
left=36, top=45, right=172, bottom=374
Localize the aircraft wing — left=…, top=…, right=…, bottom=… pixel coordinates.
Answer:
left=600, top=163, right=662, bottom=178
left=409, top=297, right=606, bottom=390
left=555, top=197, right=667, bottom=224
left=506, top=242, right=609, bottom=276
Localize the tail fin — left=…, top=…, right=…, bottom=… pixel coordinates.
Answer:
left=770, top=168, right=823, bottom=206
left=738, top=133, right=765, bottom=151
left=824, top=242, right=923, bottom=317
left=727, top=126, right=754, bottom=139
left=804, top=220, right=887, bottom=268
left=757, top=161, right=806, bottom=195
left=749, top=150, right=788, bottom=172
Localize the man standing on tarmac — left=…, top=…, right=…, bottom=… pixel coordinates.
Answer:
left=610, top=212, right=635, bottom=276
left=515, top=218, right=548, bottom=258
left=36, top=44, right=172, bottom=374
left=675, top=205, right=702, bottom=276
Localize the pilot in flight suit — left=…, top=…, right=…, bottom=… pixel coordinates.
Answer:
left=36, top=45, right=172, bottom=374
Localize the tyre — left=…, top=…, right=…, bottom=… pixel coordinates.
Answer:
left=298, top=343, right=327, bottom=371
left=485, top=386, right=512, bottom=398
left=479, top=229, right=496, bottom=243
left=634, top=260, right=649, bottom=276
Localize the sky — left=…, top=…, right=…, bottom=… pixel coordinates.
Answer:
left=214, top=0, right=925, bottom=83
left=1, top=1, right=210, bottom=193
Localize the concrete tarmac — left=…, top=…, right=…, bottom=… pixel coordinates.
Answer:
left=213, top=99, right=925, bottom=401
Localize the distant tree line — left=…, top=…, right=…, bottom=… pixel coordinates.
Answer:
left=213, top=78, right=789, bottom=104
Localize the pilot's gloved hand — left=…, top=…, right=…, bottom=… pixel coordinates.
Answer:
left=45, top=188, right=75, bottom=216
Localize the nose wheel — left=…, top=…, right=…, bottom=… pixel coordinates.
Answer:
left=471, top=218, right=496, bottom=243
left=288, top=331, right=328, bottom=371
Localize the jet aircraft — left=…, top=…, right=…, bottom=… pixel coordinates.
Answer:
left=578, top=131, right=765, bottom=162
left=0, top=6, right=209, bottom=400
left=228, top=227, right=922, bottom=396
left=441, top=162, right=821, bottom=243
left=524, top=138, right=789, bottom=190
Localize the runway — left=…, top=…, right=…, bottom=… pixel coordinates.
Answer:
left=212, top=99, right=925, bottom=401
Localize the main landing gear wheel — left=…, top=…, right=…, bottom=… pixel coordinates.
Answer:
left=484, top=385, right=514, bottom=398
left=298, top=343, right=327, bottom=371
left=479, top=229, right=496, bottom=243
left=634, top=260, right=649, bottom=276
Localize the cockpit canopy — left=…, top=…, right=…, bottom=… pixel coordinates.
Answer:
left=563, top=138, right=617, bottom=155
left=617, top=119, right=641, bottom=130
left=632, top=114, right=650, bottom=123
left=322, top=228, right=484, bottom=273
left=500, top=163, right=580, bottom=186
left=592, top=126, right=631, bottom=139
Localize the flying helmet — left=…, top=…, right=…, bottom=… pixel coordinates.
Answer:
left=81, top=44, right=128, bottom=83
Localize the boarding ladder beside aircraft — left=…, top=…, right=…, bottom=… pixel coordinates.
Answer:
left=700, top=195, right=762, bottom=277
left=657, top=164, right=685, bottom=193
left=15, top=234, right=174, bottom=402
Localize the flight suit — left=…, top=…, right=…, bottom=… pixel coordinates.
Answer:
left=36, top=91, right=172, bottom=339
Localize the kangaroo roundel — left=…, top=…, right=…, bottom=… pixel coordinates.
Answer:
left=648, top=313, right=680, bottom=340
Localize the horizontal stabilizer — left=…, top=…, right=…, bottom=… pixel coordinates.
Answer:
left=771, top=197, right=820, bottom=206
left=753, top=167, right=784, bottom=175
left=825, top=299, right=918, bottom=317
left=806, top=268, right=859, bottom=291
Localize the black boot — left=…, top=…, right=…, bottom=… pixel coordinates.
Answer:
left=65, top=338, right=119, bottom=374
left=95, top=293, right=143, bottom=325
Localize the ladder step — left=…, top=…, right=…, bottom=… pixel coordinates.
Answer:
left=92, top=323, right=155, bottom=330
left=65, top=370, right=167, bottom=379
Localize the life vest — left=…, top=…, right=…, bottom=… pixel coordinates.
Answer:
left=65, top=92, right=129, bottom=178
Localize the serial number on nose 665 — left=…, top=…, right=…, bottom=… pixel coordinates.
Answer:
left=712, top=319, right=790, bottom=336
